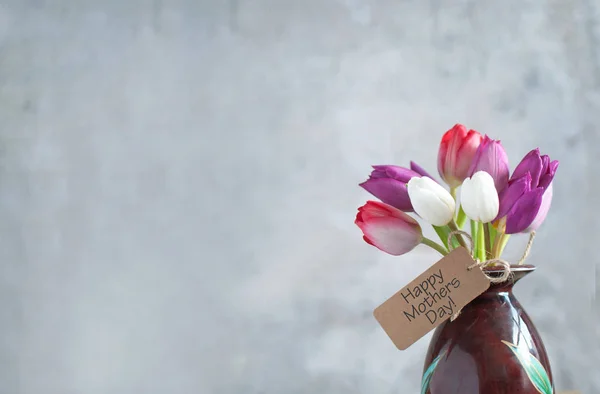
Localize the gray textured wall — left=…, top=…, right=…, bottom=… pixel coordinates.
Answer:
left=0, top=1, right=598, bottom=393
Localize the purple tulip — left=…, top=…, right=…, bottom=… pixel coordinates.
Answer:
left=496, top=149, right=558, bottom=234
left=360, top=164, right=426, bottom=211
left=359, top=165, right=419, bottom=212
left=468, top=135, right=510, bottom=192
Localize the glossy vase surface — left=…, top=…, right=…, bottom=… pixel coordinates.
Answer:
left=422, top=265, right=553, bottom=394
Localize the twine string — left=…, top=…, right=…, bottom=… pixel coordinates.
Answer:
left=517, top=231, right=536, bottom=265
left=446, top=229, right=536, bottom=321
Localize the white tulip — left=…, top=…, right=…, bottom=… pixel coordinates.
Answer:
left=407, top=176, right=456, bottom=226
left=460, top=171, right=499, bottom=223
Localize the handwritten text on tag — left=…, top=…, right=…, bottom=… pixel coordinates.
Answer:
left=373, top=247, right=490, bottom=350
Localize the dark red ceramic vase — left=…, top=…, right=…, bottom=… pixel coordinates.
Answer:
left=422, top=265, right=553, bottom=394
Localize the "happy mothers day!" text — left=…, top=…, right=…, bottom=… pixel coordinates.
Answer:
left=401, top=268, right=459, bottom=324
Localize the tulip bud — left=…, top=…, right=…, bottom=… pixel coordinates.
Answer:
left=496, top=149, right=558, bottom=234
left=355, top=201, right=423, bottom=256
left=407, top=176, right=456, bottom=226
left=437, top=124, right=483, bottom=189
left=359, top=165, right=420, bottom=212
left=461, top=171, right=499, bottom=223
left=468, top=135, right=510, bottom=192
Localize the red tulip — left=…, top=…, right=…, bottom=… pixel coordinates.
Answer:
left=437, top=124, right=484, bottom=189
left=355, top=201, right=422, bottom=256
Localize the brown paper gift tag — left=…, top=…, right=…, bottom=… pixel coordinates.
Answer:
left=373, top=247, right=490, bottom=350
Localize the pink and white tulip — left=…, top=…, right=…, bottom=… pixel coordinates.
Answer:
left=355, top=201, right=423, bottom=256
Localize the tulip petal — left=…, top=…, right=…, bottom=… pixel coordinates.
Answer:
left=356, top=200, right=393, bottom=221
left=359, top=178, right=413, bottom=211
left=468, top=137, right=510, bottom=192
left=438, top=124, right=468, bottom=182
left=357, top=200, right=419, bottom=222
left=525, top=183, right=553, bottom=232
left=359, top=217, right=422, bottom=255
left=549, top=160, right=559, bottom=175
left=460, top=177, right=477, bottom=219
left=511, top=149, right=542, bottom=187
left=437, top=124, right=483, bottom=188
left=455, top=129, right=484, bottom=179
left=538, top=160, right=559, bottom=190
left=371, top=165, right=419, bottom=183
left=355, top=201, right=422, bottom=256
left=467, top=135, right=490, bottom=175
left=410, top=161, right=435, bottom=180
left=540, top=155, right=550, bottom=176
left=461, top=171, right=499, bottom=223
left=504, top=188, right=545, bottom=234
left=408, top=177, right=456, bottom=226
left=415, top=190, right=455, bottom=226
left=497, top=173, right=531, bottom=220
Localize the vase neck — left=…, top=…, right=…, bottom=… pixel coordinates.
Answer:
left=481, top=264, right=536, bottom=295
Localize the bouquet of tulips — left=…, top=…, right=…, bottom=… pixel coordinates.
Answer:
left=355, top=124, right=558, bottom=262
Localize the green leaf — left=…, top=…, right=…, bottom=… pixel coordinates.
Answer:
left=470, top=219, right=478, bottom=258
left=421, top=351, right=446, bottom=394
left=502, top=340, right=553, bottom=394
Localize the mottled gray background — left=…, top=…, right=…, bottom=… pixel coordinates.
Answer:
left=0, top=1, right=598, bottom=393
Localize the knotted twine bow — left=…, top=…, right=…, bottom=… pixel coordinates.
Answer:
left=446, top=230, right=536, bottom=321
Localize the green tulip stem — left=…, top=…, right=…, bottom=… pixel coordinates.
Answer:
left=470, top=220, right=478, bottom=258
left=483, top=222, right=492, bottom=260
left=447, top=221, right=467, bottom=249
left=421, top=237, right=449, bottom=256
left=477, top=221, right=486, bottom=262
